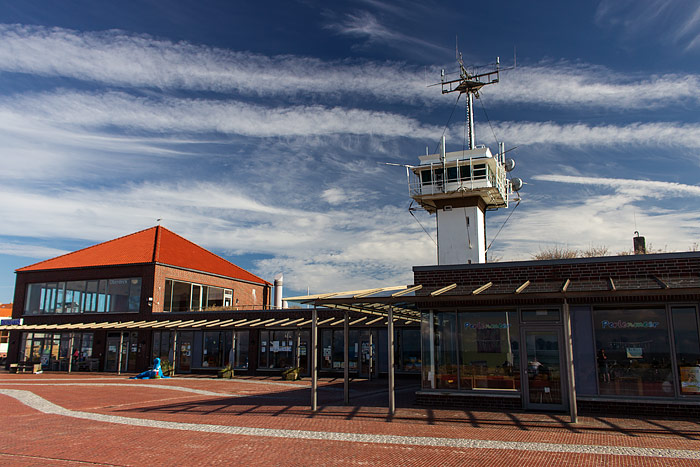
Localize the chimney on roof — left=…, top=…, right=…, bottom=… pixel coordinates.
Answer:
left=633, top=231, right=646, bottom=255
left=274, top=273, right=283, bottom=309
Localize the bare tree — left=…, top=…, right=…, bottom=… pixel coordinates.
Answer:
left=532, top=246, right=579, bottom=260
left=581, top=245, right=609, bottom=257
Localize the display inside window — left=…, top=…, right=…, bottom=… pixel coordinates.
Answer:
left=421, top=310, right=519, bottom=391
left=19, top=332, right=94, bottom=370
left=459, top=311, right=520, bottom=391
left=672, top=307, right=700, bottom=395
left=593, top=308, right=673, bottom=397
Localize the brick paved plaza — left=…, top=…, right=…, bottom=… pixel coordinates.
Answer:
left=1, top=372, right=699, bottom=466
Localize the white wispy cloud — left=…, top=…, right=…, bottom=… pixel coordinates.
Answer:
left=0, top=182, right=435, bottom=293
left=490, top=65, right=700, bottom=108
left=595, top=0, right=700, bottom=52
left=2, top=24, right=700, bottom=110
left=485, top=121, right=700, bottom=148
left=327, top=10, right=444, bottom=53
left=0, top=24, right=433, bottom=104
left=0, top=90, right=441, bottom=139
left=533, top=174, right=700, bottom=199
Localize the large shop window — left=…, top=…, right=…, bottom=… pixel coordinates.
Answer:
left=24, top=278, right=141, bottom=315
left=421, top=310, right=520, bottom=391
left=672, top=307, right=700, bottom=396
left=162, top=279, right=233, bottom=312
left=593, top=308, right=673, bottom=397
left=259, top=330, right=298, bottom=369
left=19, top=332, right=94, bottom=370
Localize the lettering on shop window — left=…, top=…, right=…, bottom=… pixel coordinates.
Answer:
left=600, top=320, right=659, bottom=329
left=464, top=321, right=510, bottom=329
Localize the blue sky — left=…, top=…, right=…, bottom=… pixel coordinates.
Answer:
left=1, top=0, right=700, bottom=304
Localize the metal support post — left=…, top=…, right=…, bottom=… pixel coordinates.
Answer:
left=563, top=301, right=578, bottom=424
left=388, top=306, right=395, bottom=415
left=344, top=311, right=349, bottom=405
left=232, top=332, right=237, bottom=367
left=368, top=331, right=373, bottom=382
left=311, top=306, right=318, bottom=411
left=117, top=332, right=124, bottom=376
left=67, top=333, right=75, bottom=373
left=172, top=331, right=178, bottom=376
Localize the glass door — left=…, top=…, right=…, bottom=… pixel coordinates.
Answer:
left=523, top=329, right=567, bottom=410
left=177, top=332, right=193, bottom=373
left=359, top=330, right=377, bottom=379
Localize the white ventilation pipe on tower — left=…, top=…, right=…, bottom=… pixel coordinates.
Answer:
left=274, top=273, right=283, bottom=309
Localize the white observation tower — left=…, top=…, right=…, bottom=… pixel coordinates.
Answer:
left=406, top=56, right=521, bottom=265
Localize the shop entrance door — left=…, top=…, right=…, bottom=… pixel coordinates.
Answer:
left=359, top=330, right=377, bottom=379
left=105, top=333, right=129, bottom=372
left=177, top=332, right=193, bottom=373
left=522, top=329, right=567, bottom=411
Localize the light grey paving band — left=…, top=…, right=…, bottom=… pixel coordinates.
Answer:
left=1, top=389, right=699, bottom=460
left=0, top=383, right=233, bottom=397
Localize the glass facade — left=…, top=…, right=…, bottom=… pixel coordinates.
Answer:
left=672, top=307, right=700, bottom=395
left=162, top=279, right=233, bottom=312
left=260, top=329, right=297, bottom=369
left=422, top=310, right=519, bottom=391
left=593, top=308, right=673, bottom=397
left=19, top=332, right=94, bottom=370
left=24, top=278, right=141, bottom=315
left=151, top=330, right=249, bottom=370
left=421, top=305, right=700, bottom=402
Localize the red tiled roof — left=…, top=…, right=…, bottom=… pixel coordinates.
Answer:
left=0, top=303, right=12, bottom=318
left=16, top=226, right=269, bottom=285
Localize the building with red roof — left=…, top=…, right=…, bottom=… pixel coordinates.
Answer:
left=9, top=226, right=273, bottom=373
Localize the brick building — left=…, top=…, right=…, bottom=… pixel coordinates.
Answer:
left=4, top=226, right=419, bottom=380
left=409, top=252, right=700, bottom=417
left=6, top=226, right=273, bottom=373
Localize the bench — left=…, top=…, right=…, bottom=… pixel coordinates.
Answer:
left=9, top=363, right=42, bottom=374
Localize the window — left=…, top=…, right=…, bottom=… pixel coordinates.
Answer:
left=162, top=279, right=233, bottom=312
left=24, top=278, right=141, bottom=315
left=259, top=330, right=296, bottom=369
left=203, top=331, right=227, bottom=368
left=422, top=310, right=520, bottom=391
left=472, top=164, right=487, bottom=179
left=672, top=307, right=700, bottom=395
left=171, top=281, right=191, bottom=312
left=593, top=308, right=673, bottom=397
left=19, top=332, right=94, bottom=370
left=395, top=328, right=421, bottom=372
left=458, top=311, right=520, bottom=391
left=446, top=166, right=458, bottom=182
left=420, top=169, right=432, bottom=184
left=459, top=165, right=471, bottom=180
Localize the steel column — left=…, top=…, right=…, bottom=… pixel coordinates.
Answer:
left=311, top=305, right=318, bottom=411
left=67, top=333, right=75, bottom=373
left=388, top=305, right=395, bottom=415
left=117, top=332, right=124, bottom=375
left=563, top=301, right=578, bottom=423
left=344, top=311, right=349, bottom=405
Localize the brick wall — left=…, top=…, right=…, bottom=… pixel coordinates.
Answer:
left=153, top=264, right=270, bottom=312
left=413, top=252, right=700, bottom=288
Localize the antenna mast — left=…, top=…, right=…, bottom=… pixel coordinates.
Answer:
left=441, top=54, right=501, bottom=149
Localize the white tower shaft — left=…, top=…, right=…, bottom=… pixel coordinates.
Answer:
left=437, top=205, right=485, bottom=264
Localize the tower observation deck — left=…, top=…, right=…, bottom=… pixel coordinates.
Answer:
left=405, top=56, right=520, bottom=265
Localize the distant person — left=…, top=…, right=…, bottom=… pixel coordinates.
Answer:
left=598, top=349, right=610, bottom=383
